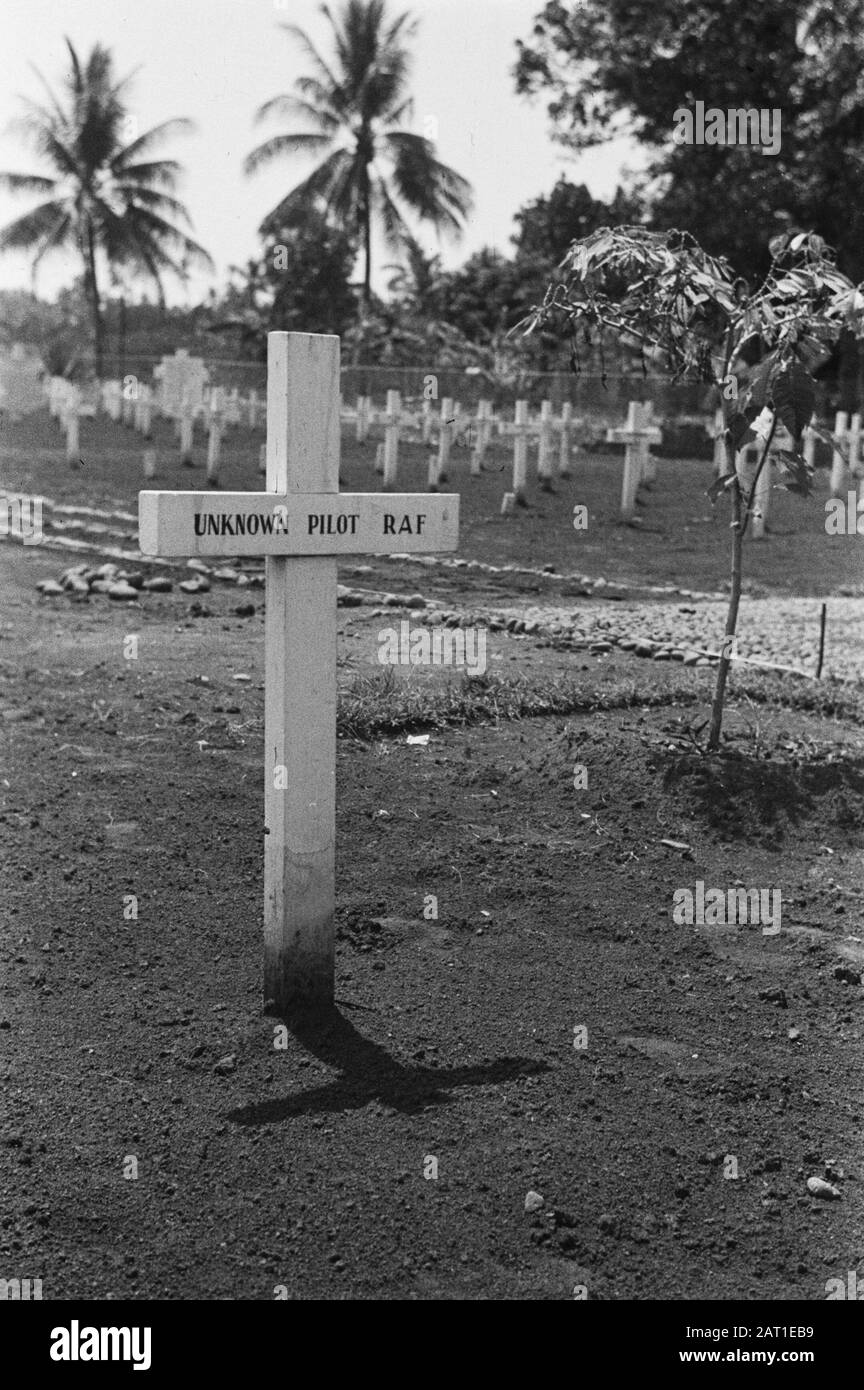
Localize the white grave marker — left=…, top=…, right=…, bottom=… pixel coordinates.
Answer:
left=0, top=344, right=44, bottom=419
left=139, top=332, right=459, bottom=1011
left=154, top=348, right=209, bottom=424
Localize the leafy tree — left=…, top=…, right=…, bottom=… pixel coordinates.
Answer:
left=512, top=177, right=642, bottom=265
left=383, top=234, right=444, bottom=317
left=244, top=0, right=472, bottom=305
left=513, top=1, right=864, bottom=314
left=0, top=38, right=212, bottom=376
left=526, top=224, right=864, bottom=748
left=434, top=248, right=547, bottom=345
left=207, top=212, right=359, bottom=358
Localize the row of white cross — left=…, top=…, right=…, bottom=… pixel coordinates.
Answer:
left=709, top=408, right=864, bottom=539
left=42, top=370, right=864, bottom=539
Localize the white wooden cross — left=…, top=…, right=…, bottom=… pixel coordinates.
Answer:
left=606, top=401, right=663, bottom=521
left=138, top=332, right=460, bottom=1012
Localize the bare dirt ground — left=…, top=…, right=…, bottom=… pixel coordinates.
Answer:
left=1, top=409, right=863, bottom=1300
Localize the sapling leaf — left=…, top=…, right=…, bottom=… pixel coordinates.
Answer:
left=773, top=449, right=813, bottom=497
left=770, top=360, right=815, bottom=440
left=707, top=472, right=738, bottom=503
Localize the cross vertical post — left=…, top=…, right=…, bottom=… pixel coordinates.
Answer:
left=264, top=332, right=340, bottom=1012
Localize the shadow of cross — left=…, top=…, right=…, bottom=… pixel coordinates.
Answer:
left=226, top=1005, right=551, bottom=1123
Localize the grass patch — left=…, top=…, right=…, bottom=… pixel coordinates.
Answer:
left=337, top=666, right=864, bottom=741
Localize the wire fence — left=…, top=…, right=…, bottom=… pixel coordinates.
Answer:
left=94, top=353, right=836, bottom=423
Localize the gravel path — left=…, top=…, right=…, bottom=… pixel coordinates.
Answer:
left=415, top=595, right=864, bottom=683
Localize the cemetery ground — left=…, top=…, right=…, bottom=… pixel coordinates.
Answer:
left=1, top=408, right=864, bottom=1300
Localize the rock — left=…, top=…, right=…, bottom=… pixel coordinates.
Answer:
left=683, top=651, right=701, bottom=666
left=758, top=988, right=788, bottom=1008
left=59, top=565, right=88, bottom=589
left=234, top=604, right=256, bottom=618
left=179, top=576, right=211, bottom=594
left=213, top=1053, right=237, bottom=1075
left=116, top=571, right=144, bottom=589
left=806, top=1176, right=841, bottom=1200
left=89, top=579, right=115, bottom=594
left=187, top=559, right=210, bottom=573
left=653, top=650, right=672, bottom=661
left=337, top=587, right=363, bottom=607
left=619, top=638, right=637, bottom=651
left=94, top=563, right=119, bottom=578
left=107, top=582, right=140, bottom=601
left=406, top=594, right=426, bottom=608
left=68, top=580, right=90, bottom=597
left=141, top=577, right=173, bottom=593
left=590, top=642, right=612, bottom=654
left=524, top=1190, right=544, bottom=1213
left=635, top=640, right=655, bottom=657
left=833, top=965, right=861, bottom=986
left=213, top=567, right=240, bottom=583
left=36, top=579, right=64, bottom=596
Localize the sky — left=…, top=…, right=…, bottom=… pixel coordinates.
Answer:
left=0, top=0, right=638, bottom=305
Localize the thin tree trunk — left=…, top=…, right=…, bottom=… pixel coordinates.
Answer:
left=707, top=480, right=743, bottom=752
left=707, top=415, right=777, bottom=751
left=85, top=224, right=105, bottom=379
left=362, top=198, right=372, bottom=307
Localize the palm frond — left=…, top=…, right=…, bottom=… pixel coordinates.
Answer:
left=111, top=205, right=214, bottom=273
left=116, top=185, right=193, bottom=224
left=244, top=131, right=334, bottom=177
left=384, top=131, right=473, bottom=232
left=111, top=158, right=183, bottom=190
left=30, top=209, right=73, bottom=273
left=25, top=63, right=69, bottom=131
left=279, top=22, right=345, bottom=97
left=253, top=92, right=340, bottom=132
left=0, top=171, right=57, bottom=195
left=115, top=118, right=196, bottom=165
left=257, top=147, right=357, bottom=235
left=372, top=173, right=410, bottom=252
left=292, top=74, right=348, bottom=119
left=0, top=199, right=71, bottom=250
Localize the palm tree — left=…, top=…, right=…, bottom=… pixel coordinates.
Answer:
left=244, top=0, right=472, bottom=306
left=0, top=39, right=213, bottom=376
left=384, top=232, right=443, bottom=314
